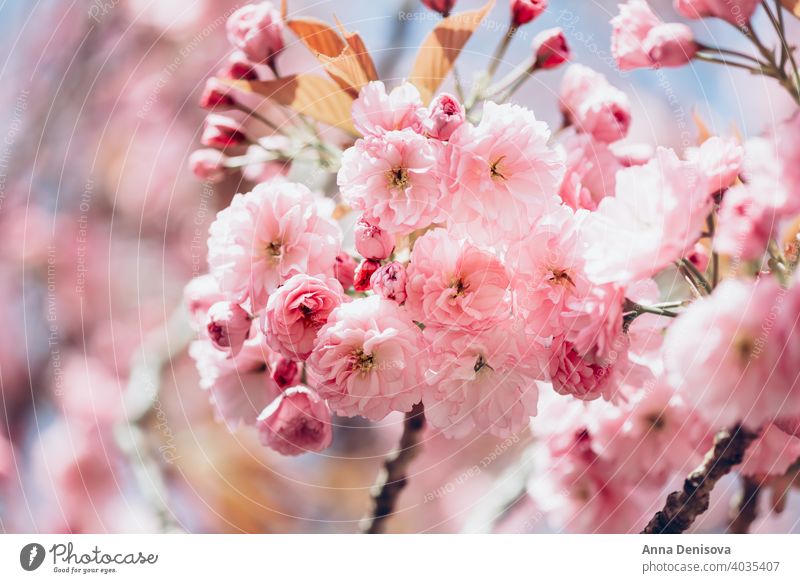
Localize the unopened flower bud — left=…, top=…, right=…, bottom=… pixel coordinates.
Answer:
left=644, top=23, right=698, bottom=68
left=371, top=261, right=408, bottom=304
left=423, top=93, right=465, bottom=141
left=183, top=274, right=224, bottom=329
left=206, top=301, right=252, bottom=355
left=189, top=149, right=228, bottom=183
left=355, top=218, right=395, bottom=260
left=220, top=51, right=259, bottom=81
left=686, top=242, right=710, bottom=274
left=510, top=0, right=548, bottom=27
left=532, top=28, right=570, bottom=70
left=201, top=114, right=248, bottom=149
left=421, top=0, right=456, bottom=17
left=226, top=2, right=285, bottom=65
left=353, top=259, right=381, bottom=292
left=271, top=357, right=301, bottom=389
left=199, top=78, right=236, bottom=110
left=334, top=252, right=358, bottom=290
left=257, top=386, right=333, bottom=456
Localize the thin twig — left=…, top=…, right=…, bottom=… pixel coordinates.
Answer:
left=361, top=403, right=426, bottom=534
left=727, top=476, right=761, bottom=533
left=641, top=425, right=757, bottom=534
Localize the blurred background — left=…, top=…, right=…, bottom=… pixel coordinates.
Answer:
left=0, top=0, right=798, bottom=533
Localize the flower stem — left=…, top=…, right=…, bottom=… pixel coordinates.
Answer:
left=361, top=402, right=426, bottom=534
left=727, top=476, right=761, bottom=533
left=487, top=25, right=517, bottom=79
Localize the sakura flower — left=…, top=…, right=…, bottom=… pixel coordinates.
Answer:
left=307, top=295, right=427, bottom=420
left=338, top=129, right=443, bottom=235
left=184, top=274, right=225, bottom=330
left=674, top=0, right=759, bottom=26
left=511, top=0, right=548, bottom=27
left=405, top=228, right=511, bottom=332
left=548, top=337, right=637, bottom=402
left=262, top=274, right=344, bottom=361
left=371, top=261, right=408, bottom=304
left=532, top=28, right=571, bottom=70
left=560, top=65, right=631, bottom=143
left=206, top=301, right=252, bottom=356
left=354, top=217, right=395, bottom=260
left=643, top=23, right=698, bottom=68
left=423, top=323, right=545, bottom=438
left=582, top=147, right=712, bottom=284
left=739, top=423, right=800, bottom=478
left=226, top=1, right=284, bottom=65
left=422, top=93, right=465, bottom=141
left=558, top=133, right=621, bottom=211
left=201, top=113, right=248, bottom=149
left=685, top=136, right=743, bottom=195
left=270, top=355, right=302, bottom=388
left=664, top=277, right=800, bottom=430
left=351, top=81, right=424, bottom=137
left=189, top=149, right=228, bottom=183
left=257, top=386, right=333, bottom=456
left=446, top=102, right=564, bottom=243
left=714, top=184, right=775, bottom=261
left=207, top=180, right=341, bottom=311
left=507, top=204, right=591, bottom=338
left=334, top=252, right=358, bottom=290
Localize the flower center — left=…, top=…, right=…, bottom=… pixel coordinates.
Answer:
left=733, top=333, right=757, bottom=364
left=264, top=240, right=282, bottom=261
left=450, top=277, right=470, bottom=297
left=387, top=166, right=409, bottom=189
left=350, top=348, right=376, bottom=374
left=473, top=354, right=492, bottom=373
left=644, top=412, right=666, bottom=431
left=547, top=268, right=575, bottom=287
left=489, top=156, right=508, bottom=181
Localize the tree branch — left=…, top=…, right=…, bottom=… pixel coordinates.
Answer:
left=641, top=425, right=757, bottom=534
left=727, top=476, right=761, bottom=533
left=360, top=402, right=426, bottom=534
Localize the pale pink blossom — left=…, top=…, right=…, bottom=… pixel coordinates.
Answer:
left=665, top=277, right=800, bottom=430
left=351, top=81, right=424, bottom=137
left=582, top=148, right=712, bottom=284
left=548, top=337, right=637, bottom=402
left=371, top=261, right=408, bottom=304
left=714, top=184, right=775, bottom=261
left=739, top=423, right=800, bottom=478
left=511, top=0, right=548, bottom=26
left=405, top=228, right=511, bottom=332
left=189, top=149, right=228, bottom=183
left=507, top=205, right=591, bottom=337
left=560, top=65, right=631, bottom=143
left=262, top=274, right=344, bottom=360
left=532, top=28, right=570, bottom=70
left=445, top=102, right=564, bottom=243
left=207, top=181, right=341, bottom=311
left=686, top=136, right=743, bottom=195
left=184, top=274, right=225, bottom=330
left=674, top=0, right=759, bottom=26
left=422, top=93, right=465, bottom=141
left=423, top=323, right=545, bottom=438
left=226, top=1, right=284, bottom=65
left=354, top=217, right=395, bottom=260
left=206, top=301, right=252, bottom=356
left=562, top=283, right=627, bottom=364
left=558, top=133, right=621, bottom=211
left=338, top=129, right=443, bottom=235
left=643, top=23, right=698, bottom=68
left=610, top=0, right=662, bottom=70
left=307, top=295, right=427, bottom=420
left=189, top=331, right=281, bottom=430
left=257, top=386, right=333, bottom=456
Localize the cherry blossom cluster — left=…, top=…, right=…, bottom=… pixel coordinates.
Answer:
left=186, top=0, right=800, bottom=531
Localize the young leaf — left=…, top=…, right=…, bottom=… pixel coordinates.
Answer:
left=409, top=0, right=495, bottom=103
left=287, top=18, right=346, bottom=58
left=781, top=0, right=800, bottom=18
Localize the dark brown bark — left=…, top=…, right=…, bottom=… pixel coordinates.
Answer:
left=727, top=476, right=761, bottom=533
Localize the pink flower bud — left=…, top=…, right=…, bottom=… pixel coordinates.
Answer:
left=532, top=27, right=570, bottom=70
left=371, top=261, right=408, bottom=304
left=354, top=259, right=381, bottom=292
left=189, top=149, right=228, bottom=183
left=421, top=0, right=456, bottom=16
left=775, top=415, right=800, bottom=438
left=220, top=51, right=259, bottom=81
left=334, top=252, right=358, bottom=290
left=257, top=386, right=333, bottom=456
left=199, top=78, right=236, bottom=110
left=271, top=357, right=301, bottom=389
left=206, top=301, right=252, bottom=355
left=674, top=0, right=759, bottom=27
left=686, top=242, right=710, bottom=273
left=226, top=2, right=284, bottom=65
left=422, top=93, right=465, bottom=141
left=510, top=0, right=548, bottom=27
left=644, top=23, right=698, bottom=68
left=183, top=274, right=224, bottom=329
left=354, top=218, right=395, bottom=260
left=201, top=114, right=247, bottom=149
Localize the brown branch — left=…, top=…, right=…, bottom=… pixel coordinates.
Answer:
left=641, top=425, right=757, bottom=534
left=727, top=476, right=761, bottom=533
left=360, top=402, right=426, bottom=534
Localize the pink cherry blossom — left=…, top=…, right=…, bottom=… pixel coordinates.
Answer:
left=184, top=274, right=225, bottom=330
left=371, top=261, right=408, bottom=304
left=423, top=323, right=545, bottom=438
left=532, top=28, right=570, bottom=70
left=560, top=65, right=631, bottom=143
left=582, top=147, right=712, bottom=284
left=714, top=184, right=775, bottom=261
left=307, top=295, right=427, bottom=420
left=262, top=274, right=344, bottom=360
left=445, top=102, right=564, bottom=243
left=558, top=133, right=621, bottom=211
left=511, top=0, right=548, bottom=27
left=334, top=252, right=358, bottom=290
left=207, top=180, right=341, bottom=311
left=206, top=301, right=252, bottom=356
left=739, top=423, right=800, bottom=478
left=257, top=386, right=333, bottom=456
left=674, top=0, right=759, bottom=26
left=644, top=23, right=698, bottom=68
left=338, top=129, right=443, bottom=235
left=422, top=93, right=465, bottom=141
left=405, top=228, right=511, bottom=332
left=686, top=136, right=743, bottom=195
left=612, top=1, right=697, bottom=70
left=350, top=81, right=424, bottom=137
left=665, top=277, right=800, bottom=430
left=226, top=1, right=284, bottom=65
left=353, top=259, right=381, bottom=292
left=354, top=217, right=395, bottom=260
left=189, top=149, right=228, bottom=183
